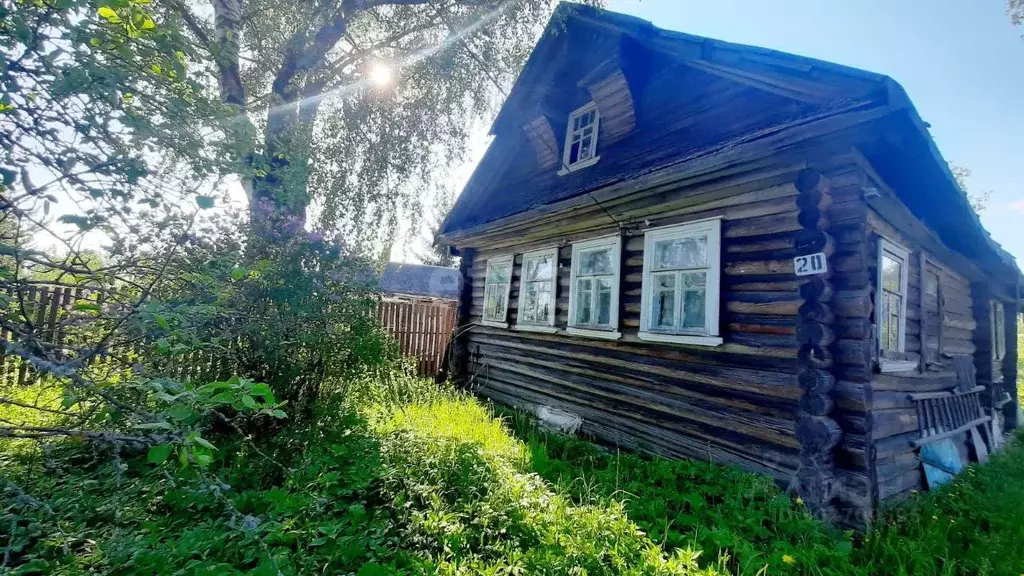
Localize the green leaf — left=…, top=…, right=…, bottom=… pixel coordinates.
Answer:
left=271, top=409, right=287, bottom=419
left=249, top=383, right=272, bottom=397
left=150, top=63, right=161, bottom=74
left=154, top=315, right=170, bottom=330
left=195, top=195, right=215, bottom=209
left=73, top=301, right=101, bottom=312
left=156, top=338, right=170, bottom=355
left=168, top=404, right=193, bottom=421
left=97, top=6, right=120, bottom=22
left=141, top=18, right=155, bottom=30
left=209, top=391, right=234, bottom=404
left=241, top=395, right=257, bottom=409
left=193, top=436, right=216, bottom=450
left=147, top=443, right=172, bottom=464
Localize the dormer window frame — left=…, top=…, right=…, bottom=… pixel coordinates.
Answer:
left=558, top=101, right=601, bottom=175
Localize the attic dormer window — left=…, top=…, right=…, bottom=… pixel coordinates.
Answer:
left=559, top=102, right=600, bottom=174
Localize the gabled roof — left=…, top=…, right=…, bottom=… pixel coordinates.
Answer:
left=440, top=2, right=1020, bottom=283
left=379, top=263, right=461, bottom=300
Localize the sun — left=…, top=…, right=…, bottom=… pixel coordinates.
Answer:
left=369, top=64, right=393, bottom=87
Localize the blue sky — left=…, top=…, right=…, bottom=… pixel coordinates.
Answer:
left=605, top=0, right=1024, bottom=262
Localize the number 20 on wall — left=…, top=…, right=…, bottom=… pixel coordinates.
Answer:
left=793, top=252, right=827, bottom=277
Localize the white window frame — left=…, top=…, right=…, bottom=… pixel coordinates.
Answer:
left=992, top=300, right=1006, bottom=362
left=567, top=235, right=622, bottom=340
left=638, top=218, right=722, bottom=346
left=876, top=237, right=910, bottom=356
left=558, top=101, right=600, bottom=175
left=481, top=254, right=513, bottom=328
left=514, top=247, right=559, bottom=333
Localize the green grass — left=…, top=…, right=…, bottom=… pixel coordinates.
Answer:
left=1, top=383, right=724, bottom=575
left=4, top=375, right=1024, bottom=575
left=504, top=409, right=1024, bottom=576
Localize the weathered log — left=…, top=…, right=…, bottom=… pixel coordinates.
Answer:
left=835, top=338, right=872, bottom=367
left=833, top=317, right=873, bottom=339
left=828, top=199, right=868, bottom=225
left=800, top=393, right=835, bottom=416
left=798, top=208, right=827, bottom=230
left=832, top=250, right=870, bottom=273
left=798, top=301, right=836, bottom=324
left=795, top=168, right=827, bottom=195
left=799, top=277, right=834, bottom=302
left=794, top=229, right=834, bottom=254
left=798, top=368, right=836, bottom=395
left=796, top=414, right=844, bottom=453
left=831, top=270, right=872, bottom=290
left=832, top=289, right=873, bottom=318
left=795, top=321, right=836, bottom=347
left=799, top=344, right=834, bottom=369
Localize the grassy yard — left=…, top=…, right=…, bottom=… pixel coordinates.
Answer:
left=509, top=411, right=1024, bottom=576
left=3, top=376, right=1024, bottom=575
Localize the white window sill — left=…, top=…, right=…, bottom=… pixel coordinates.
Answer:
left=557, top=156, right=600, bottom=176
left=481, top=319, right=509, bottom=329
left=567, top=327, right=622, bottom=340
left=514, top=324, right=559, bottom=334
left=638, top=332, right=723, bottom=347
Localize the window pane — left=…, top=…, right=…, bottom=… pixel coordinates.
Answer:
left=535, top=283, right=552, bottom=323
left=484, top=288, right=497, bottom=319
left=682, top=288, right=706, bottom=329
left=655, top=273, right=675, bottom=291
left=525, top=255, right=553, bottom=281
left=576, top=278, right=592, bottom=325
left=653, top=236, right=707, bottom=271
left=580, top=135, right=593, bottom=160
left=651, top=273, right=675, bottom=329
left=881, top=254, right=902, bottom=293
left=597, top=278, right=612, bottom=325
left=653, top=290, right=675, bottom=329
left=578, top=248, right=613, bottom=275
left=680, top=272, right=706, bottom=330
left=521, top=282, right=538, bottom=323
left=880, top=292, right=902, bottom=351
left=485, top=288, right=506, bottom=322
left=488, top=261, right=510, bottom=284
left=569, top=141, right=580, bottom=164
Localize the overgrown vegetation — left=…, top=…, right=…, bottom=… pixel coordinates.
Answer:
left=2, top=377, right=727, bottom=575
left=509, top=412, right=1024, bottom=576
left=6, top=374, right=1024, bottom=575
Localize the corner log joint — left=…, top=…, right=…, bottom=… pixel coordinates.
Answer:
left=791, top=169, right=843, bottom=521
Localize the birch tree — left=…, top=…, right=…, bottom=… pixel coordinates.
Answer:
left=168, top=0, right=584, bottom=251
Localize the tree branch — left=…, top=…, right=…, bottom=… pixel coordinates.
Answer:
left=168, top=0, right=213, bottom=46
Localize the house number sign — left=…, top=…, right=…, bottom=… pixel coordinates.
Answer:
left=793, top=252, right=828, bottom=276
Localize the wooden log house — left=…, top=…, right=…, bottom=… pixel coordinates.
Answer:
left=436, top=3, right=1023, bottom=523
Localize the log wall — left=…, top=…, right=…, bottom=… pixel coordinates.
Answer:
left=863, top=182, right=981, bottom=503
left=458, top=164, right=867, bottom=488
left=452, top=153, right=1014, bottom=521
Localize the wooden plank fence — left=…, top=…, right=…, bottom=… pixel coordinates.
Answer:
left=377, top=297, right=458, bottom=377
left=0, top=286, right=459, bottom=386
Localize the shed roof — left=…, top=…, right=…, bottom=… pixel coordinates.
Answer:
left=441, top=2, right=1020, bottom=284
left=379, top=263, right=462, bottom=300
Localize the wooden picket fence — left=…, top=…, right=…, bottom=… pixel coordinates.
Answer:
left=377, top=297, right=459, bottom=377
left=0, top=285, right=459, bottom=386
